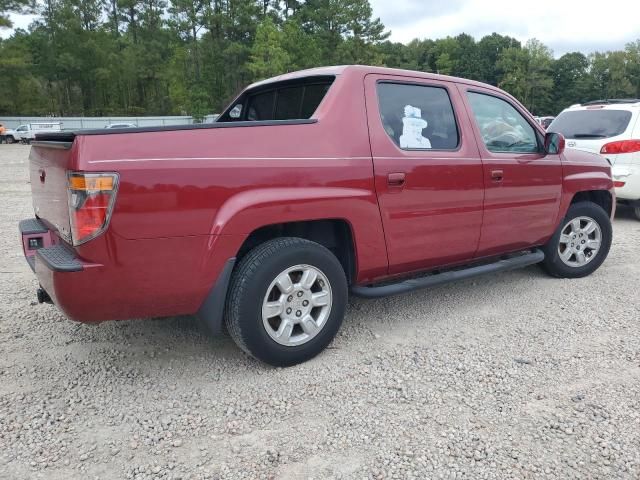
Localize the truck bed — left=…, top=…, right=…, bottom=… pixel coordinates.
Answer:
left=33, top=119, right=317, bottom=142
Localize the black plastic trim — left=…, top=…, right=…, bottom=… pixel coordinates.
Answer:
left=25, top=256, right=35, bottom=272
left=196, top=258, right=236, bottom=334
left=35, top=245, right=83, bottom=272
left=351, top=250, right=545, bottom=298
left=34, top=119, right=318, bottom=142
left=31, top=140, right=73, bottom=150
left=19, top=218, right=48, bottom=235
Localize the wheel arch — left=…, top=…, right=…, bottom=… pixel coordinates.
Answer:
left=569, top=190, right=614, bottom=218
left=236, top=219, right=357, bottom=285
left=209, top=187, right=389, bottom=283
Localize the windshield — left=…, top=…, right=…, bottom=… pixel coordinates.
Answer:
left=549, top=110, right=632, bottom=139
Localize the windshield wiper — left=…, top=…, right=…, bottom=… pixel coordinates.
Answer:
left=571, top=133, right=607, bottom=138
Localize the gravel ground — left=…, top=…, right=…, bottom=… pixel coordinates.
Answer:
left=1, top=143, right=639, bottom=480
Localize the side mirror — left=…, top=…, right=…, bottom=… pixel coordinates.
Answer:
left=544, top=132, right=565, bottom=155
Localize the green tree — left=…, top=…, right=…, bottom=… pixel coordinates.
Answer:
left=281, top=18, right=322, bottom=70
left=589, top=51, right=634, bottom=100
left=525, top=39, right=554, bottom=114
left=626, top=40, right=640, bottom=98
left=552, top=52, right=590, bottom=110
left=452, top=33, right=479, bottom=79
left=496, top=46, right=528, bottom=101
left=0, top=32, right=49, bottom=114
left=476, top=33, right=520, bottom=85
left=435, top=52, right=453, bottom=75
left=497, top=39, right=554, bottom=114
left=247, top=16, right=289, bottom=79
left=1, top=0, right=638, bottom=119
left=0, top=0, right=34, bottom=28
left=295, top=0, right=388, bottom=64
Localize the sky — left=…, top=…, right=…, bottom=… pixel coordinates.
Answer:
left=2, top=0, right=639, bottom=56
left=368, top=0, right=639, bottom=56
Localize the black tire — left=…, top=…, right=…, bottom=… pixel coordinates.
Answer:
left=541, top=201, right=612, bottom=278
left=633, top=206, right=640, bottom=221
left=6, top=136, right=14, bottom=144
left=225, top=237, right=348, bottom=367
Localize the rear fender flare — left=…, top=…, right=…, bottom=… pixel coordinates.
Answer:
left=209, top=187, right=389, bottom=282
left=211, top=187, right=373, bottom=236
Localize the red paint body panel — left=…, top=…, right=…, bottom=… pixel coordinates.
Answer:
left=20, top=66, right=614, bottom=324
left=364, top=74, right=485, bottom=274
left=456, top=84, right=564, bottom=257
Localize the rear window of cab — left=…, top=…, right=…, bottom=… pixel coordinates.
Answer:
left=218, top=76, right=335, bottom=122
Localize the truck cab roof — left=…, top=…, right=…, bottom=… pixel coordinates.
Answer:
left=248, top=65, right=505, bottom=94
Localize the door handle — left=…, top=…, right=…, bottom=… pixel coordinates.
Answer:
left=491, top=169, right=504, bottom=182
left=387, top=172, right=406, bottom=186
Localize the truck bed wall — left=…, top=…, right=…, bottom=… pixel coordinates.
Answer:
left=65, top=70, right=389, bottom=319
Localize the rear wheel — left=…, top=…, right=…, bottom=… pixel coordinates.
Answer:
left=541, top=201, right=612, bottom=278
left=6, top=136, right=14, bottom=144
left=633, top=206, right=640, bottom=221
left=225, top=237, right=348, bottom=367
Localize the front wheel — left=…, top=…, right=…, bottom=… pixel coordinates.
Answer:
left=541, top=201, right=612, bottom=278
left=225, top=237, right=348, bottom=367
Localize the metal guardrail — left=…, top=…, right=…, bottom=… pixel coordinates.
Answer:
left=0, top=115, right=219, bottom=130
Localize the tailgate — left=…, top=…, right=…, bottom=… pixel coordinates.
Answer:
left=29, top=141, right=75, bottom=242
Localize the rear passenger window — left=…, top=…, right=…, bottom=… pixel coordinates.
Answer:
left=377, top=83, right=459, bottom=150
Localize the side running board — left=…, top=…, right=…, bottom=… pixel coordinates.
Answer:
left=351, top=249, right=545, bottom=299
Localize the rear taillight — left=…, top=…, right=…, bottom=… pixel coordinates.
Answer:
left=613, top=181, right=626, bottom=188
left=67, top=172, right=118, bottom=245
left=600, top=139, right=640, bottom=154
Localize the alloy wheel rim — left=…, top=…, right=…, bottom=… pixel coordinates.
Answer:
left=557, top=216, right=602, bottom=267
left=262, top=264, right=333, bottom=347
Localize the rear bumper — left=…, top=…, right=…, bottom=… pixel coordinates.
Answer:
left=20, top=218, right=92, bottom=273
left=20, top=218, right=242, bottom=324
left=612, top=164, right=640, bottom=201
left=20, top=218, right=103, bottom=320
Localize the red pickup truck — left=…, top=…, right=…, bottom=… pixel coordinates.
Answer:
left=20, top=66, right=614, bottom=366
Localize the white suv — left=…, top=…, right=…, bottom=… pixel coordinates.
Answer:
left=549, top=99, right=640, bottom=219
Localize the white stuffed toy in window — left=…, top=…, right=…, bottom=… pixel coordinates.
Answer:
left=400, top=105, right=431, bottom=149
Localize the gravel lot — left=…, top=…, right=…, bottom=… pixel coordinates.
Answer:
left=1, top=143, right=639, bottom=480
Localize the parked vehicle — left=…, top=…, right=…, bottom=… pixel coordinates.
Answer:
left=105, top=123, right=137, bottom=129
left=541, top=116, right=555, bottom=129
left=19, top=66, right=615, bottom=366
left=549, top=99, right=640, bottom=219
left=534, top=116, right=555, bottom=129
left=5, top=122, right=63, bottom=143
left=3, top=125, right=25, bottom=143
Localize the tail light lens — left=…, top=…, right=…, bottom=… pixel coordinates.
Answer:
left=613, top=181, right=626, bottom=188
left=600, top=140, right=640, bottom=154
left=67, top=172, right=119, bottom=245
